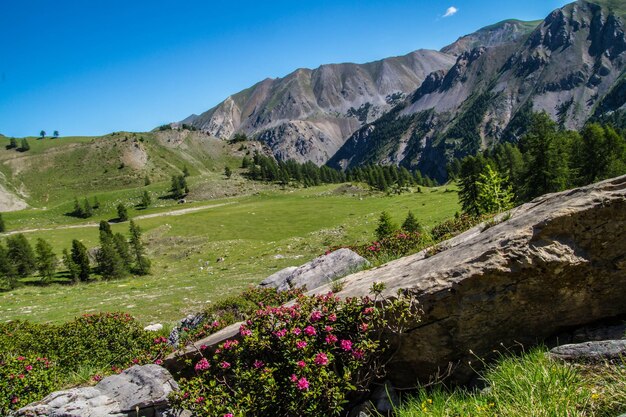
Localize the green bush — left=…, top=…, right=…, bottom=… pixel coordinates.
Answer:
left=0, top=353, right=59, bottom=414
left=0, top=313, right=172, bottom=413
left=171, top=290, right=413, bottom=416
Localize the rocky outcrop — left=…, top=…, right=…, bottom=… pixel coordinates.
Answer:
left=15, top=365, right=182, bottom=417
left=260, top=248, right=369, bottom=291
left=169, top=176, right=626, bottom=386
left=548, top=340, right=626, bottom=363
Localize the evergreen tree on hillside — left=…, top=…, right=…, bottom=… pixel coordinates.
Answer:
left=182, top=165, right=190, bottom=177
left=6, top=138, right=17, bottom=149
left=92, top=196, right=100, bottom=209
left=170, top=175, right=188, bottom=199
left=63, top=248, right=80, bottom=283
left=0, top=213, right=5, bottom=233
left=53, top=130, right=59, bottom=138
left=96, top=233, right=127, bottom=280
left=6, top=234, right=36, bottom=277
left=99, top=220, right=112, bottom=239
left=241, top=156, right=251, bottom=168
left=20, top=139, right=30, bottom=152
left=140, top=191, right=151, bottom=209
left=113, top=233, right=132, bottom=270
left=72, top=198, right=83, bottom=218
left=39, top=130, right=46, bottom=139
left=129, top=220, right=150, bottom=275
left=457, top=155, right=489, bottom=216
left=117, top=204, right=129, bottom=222
left=35, top=238, right=57, bottom=283
left=0, top=243, right=17, bottom=289
left=224, top=166, right=232, bottom=179
left=402, top=211, right=421, bottom=233
left=573, top=123, right=626, bottom=185
left=82, top=198, right=93, bottom=218
left=71, top=239, right=91, bottom=281
left=375, top=211, right=397, bottom=241
left=475, top=165, right=514, bottom=214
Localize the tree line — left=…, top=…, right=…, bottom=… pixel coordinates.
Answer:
left=0, top=220, right=150, bottom=290
left=243, top=153, right=438, bottom=191
left=453, top=113, right=626, bottom=216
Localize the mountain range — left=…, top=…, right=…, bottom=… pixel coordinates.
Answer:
left=180, top=0, right=626, bottom=180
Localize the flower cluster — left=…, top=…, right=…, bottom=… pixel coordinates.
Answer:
left=171, top=290, right=412, bottom=417
left=0, top=353, right=58, bottom=414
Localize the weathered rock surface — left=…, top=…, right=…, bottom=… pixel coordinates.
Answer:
left=548, top=340, right=626, bottom=363
left=260, top=248, right=369, bottom=292
left=15, top=365, right=181, bottom=417
left=171, top=176, right=626, bottom=386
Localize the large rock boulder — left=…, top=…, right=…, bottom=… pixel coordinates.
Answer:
left=316, top=175, right=626, bottom=385
left=260, top=248, right=369, bottom=291
left=15, top=365, right=183, bottom=417
left=167, top=176, right=626, bottom=386
left=548, top=340, right=626, bottom=363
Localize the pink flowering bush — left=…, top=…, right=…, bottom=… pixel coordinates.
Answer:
left=0, top=313, right=172, bottom=413
left=0, top=353, right=58, bottom=414
left=171, top=286, right=414, bottom=417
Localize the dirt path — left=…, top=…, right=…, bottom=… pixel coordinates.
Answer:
left=2, top=202, right=236, bottom=236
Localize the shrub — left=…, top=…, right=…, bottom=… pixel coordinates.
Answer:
left=375, top=211, right=396, bottom=241
left=171, top=289, right=414, bottom=417
left=0, top=313, right=172, bottom=413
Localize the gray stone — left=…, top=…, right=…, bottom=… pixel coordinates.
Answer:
left=548, top=340, right=626, bottom=363
left=15, top=365, right=179, bottom=417
left=144, top=323, right=163, bottom=332
left=168, top=313, right=205, bottom=346
left=260, top=248, right=369, bottom=292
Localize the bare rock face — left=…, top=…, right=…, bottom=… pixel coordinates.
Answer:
left=15, top=365, right=181, bottom=417
left=549, top=340, right=626, bottom=363
left=314, top=175, right=626, bottom=385
left=260, top=248, right=369, bottom=292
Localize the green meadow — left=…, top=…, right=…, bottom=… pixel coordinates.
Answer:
left=0, top=179, right=459, bottom=326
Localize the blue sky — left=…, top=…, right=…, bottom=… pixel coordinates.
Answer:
left=0, top=0, right=569, bottom=137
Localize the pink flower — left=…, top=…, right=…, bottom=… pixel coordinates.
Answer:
left=325, top=334, right=338, bottom=344
left=304, top=326, right=317, bottom=336
left=352, top=349, right=365, bottom=360
left=200, top=344, right=208, bottom=351
left=273, top=328, right=287, bottom=338
left=253, top=360, right=264, bottom=369
left=24, top=365, right=33, bottom=372
left=359, top=323, right=369, bottom=332
left=240, top=326, right=252, bottom=337
left=223, top=414, right=233, bottom=417
left=340, top=339, right=353, bottom=351
left=292, top=327, right=302, bottom=335
left=195, top=358, right=210, bottom=371
left=296, top=340, right=307, bottom=349
left=223, top=340, right=239, bottom=350
left=220, top=361, right=231, bottom=369
left=310, top=311, right=323, bottom=322
left=290, top=374, right=298, bottom=382
left=211, top=320, right=221, bottom=328
left=324, top=325, right=334, bottom=332
left=363, top=307, right=375, bottom=315
left=17, top=356, right=25, bottom=361
left=328, top=313, right=337, bottom=322
left=297, top=377, right=309, bottom=390
left=154, top=359, right=163, bottom=365
left=11, top=397, right=19, bottom=404
left=297, top=360, right=306, bottom=368
left=195, top=397, right=205, bottom=403
left=314, top=353, right=329, bottom=366
left=92, top=374, right=102, bottom=382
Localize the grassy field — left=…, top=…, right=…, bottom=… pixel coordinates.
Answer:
left=0, top=181, right=460, bottom=326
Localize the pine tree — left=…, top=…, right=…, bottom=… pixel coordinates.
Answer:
left=113, top=233, right=133, bottom=270
left=6, top=234, right=36, bottom=277
left=20, top=139, right=30, bottom=151
left=129, top=220, right=151, bottom=275
left=72, top=197, right=84, bottom=218
left=0, top=243, right=17, bottom=289
left=39, top=130, right=46, bottom=139
left=71, top=239, right=91, bottom=281
left=117, top=204, right=128, bottom=222
left=170, top=175, right=188, bottom=199
left=92, top=196, right=100, bottom=209
left=144, top=175, right=151, bottom=186
left=7, top=138, right=17, bottom=149
left=141, top=191, right=151, bottom=209
left=182, top=165, right=190, bottom=177
left=402, top=211, right=421, bottom=233
left=457, top=155, right=488, bottom=216
left=241, top=156, right=251, bottom=168
left=97, top=233, right=127, bottom=280
left=35, top=238, right=57, bottom=283
left=375, top=211, right=397, bottom=241
left=476, top=165, right=514, bottom=214
left=99, top=220, right=112, bottom=239
left=224, top=166, right=232, bottom=179
left=63, top=248, right=80, bottom=283
left=83, top=198, right=93, bottom=218
left=0, top=213, right=5, bottom=233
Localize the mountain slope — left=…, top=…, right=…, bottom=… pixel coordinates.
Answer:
left=185, top=50, right=456, bottom=165
left=329, top=0, right=626, bottom=180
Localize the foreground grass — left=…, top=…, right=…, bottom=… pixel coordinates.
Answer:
left=0, top=184, right=459, bottom=325
left=396, top=349, right=626, bottom=417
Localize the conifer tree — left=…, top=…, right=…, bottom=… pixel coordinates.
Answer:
left=35, top=238, right=57, bottom=282
left=117, top=204, right=128, bottom=222
left=71, top=239, right=91, bottom=281
left=475, top=165, right=514, bottom=214
left=224, top=166, right=232, bottom=179
left=97, top=233, right=127, bottom=280
left=83, top=198, right=93, bottom=218
left=129, top=220, right=150, bottom=275
left=141, top=191, right=151, bottom=209
left=20, top=138, right=30, bottom=151
left=0, top=213, right=5, bottom=233
left=6, top=234, right=36, bottom=277
left=402, top=211, right=421, bottom=233
left=63, top=248, right=80, bottom=283
left=113, top=233, right=132, bottom=270
left=0, top=243, right=17, bottom=289
left=182, top=165, right=190, bottom=177
left=375, top=211, right=397, bottom=241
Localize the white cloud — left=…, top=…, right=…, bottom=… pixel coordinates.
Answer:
left=443, top=6, right=458, bottom=17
